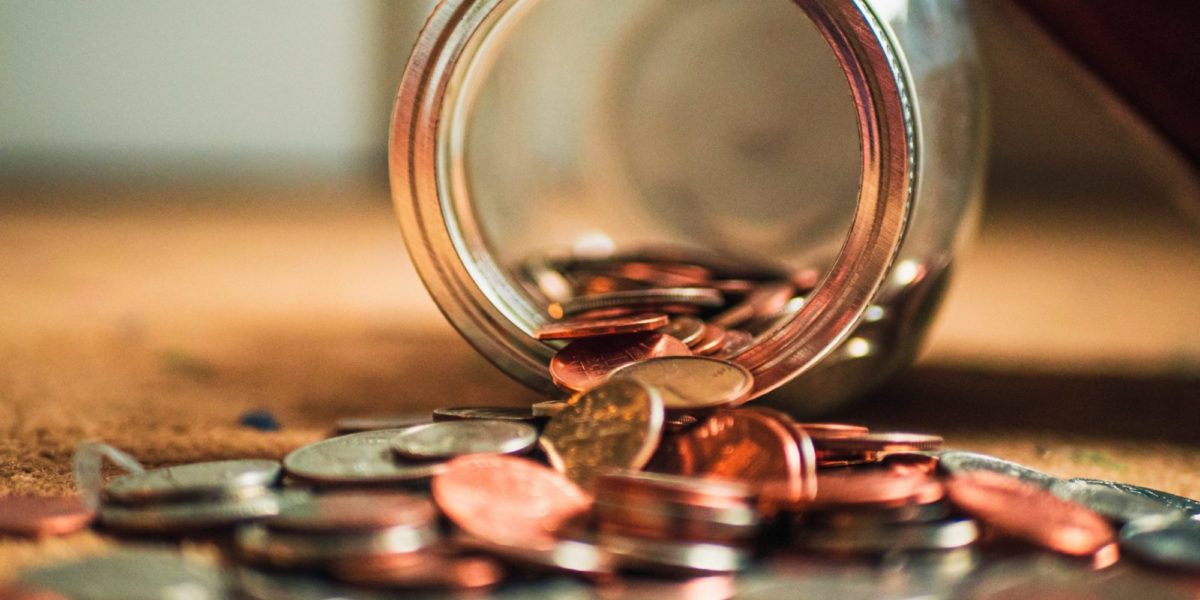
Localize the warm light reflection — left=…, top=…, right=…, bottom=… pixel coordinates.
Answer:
left=845, top=337, right=871, bottom=359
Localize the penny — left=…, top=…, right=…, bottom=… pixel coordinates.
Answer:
left=100, top=490, right=293, bottom=532
left=657, top=316, right=706, bottom=347
left=691, top=324, right=728, bottom=356
left=1070, top=478, right=1200, bottom=516
left=938, top=451, right=1060, bottom=490
left=267, top=491, right=436, bottom=533
left=648, top=408, right=812, bottom=504
left=714, top=329, right=754, bottom=359
left=584, top=261, right=712, bottom=288
left=331, top=553, right=504, bottom=590
left=540, top=379, right=665, bottom=488
left=609, top=356, right=754, bottom=412
left=810, top=471, right=944, bottom=509
left=103, top=459, right=281, bottom=505
left=814, top=432, right=943, bottom=454
left=390, top=420, right=538, bottom=460
left=796, top=517, right=979, bottom=554
left=238, top=523, right=438, bottom=568
left=459, top=535, right=615, bottom=579
left=283, top=429, right=447, bottom=485
left=19, top=549, right=228, bottom=600
left=1119, top=514, right=1200, bottom=571
left=531, top=400, right=567, bottom=418
left=796, top=423, right=870, bottom=439
left=549, top=332, right=690, bottom=392
left=880, top=452, right=940, bottom=476
left=594, top=471, right=759, bottom=543
left=945, top=471, right=1115, bottom=557
left=1050, top=479, right=1185, bottom=524
left=433, top=454, right=592, bottom=550
left=600, top=532, right=750, bottom=574
left=710, top=282, right=794, bottom=328
left=535, top=313, right=669, bottom=341
left=550, top=288, right=723, bottom=319
left=0, top=495, right=95, bottom=538
left=334, top=414, right=431, bottom=435
left=431, top=406, right=538, bottom=422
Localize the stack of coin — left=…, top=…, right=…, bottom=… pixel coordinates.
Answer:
left=98, top=459, right=287, bottom=533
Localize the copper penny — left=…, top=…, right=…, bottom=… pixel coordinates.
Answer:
left=945, top=470, right=1115, bottom=557
left=813, top=432, right=944, bottom=454
left=710, top=282, right=794, bottom=328
left=549, top=332, right=690, bottom=392
left=658, top=316, right=706, bottom=347
left=267, top=491, right=436, bottom=533
left=535, top=313, right=669, bottom=341
left=691, top=324, right=728, bottom=356
left=433, top=455, right=592, bottom=550
left=540, top=379, right=665, bottom=489
left=795, top=423, right=870, bottom=439
left=647, top=408, right=812, bottom=504
left=810, top=471, right=944, bottom=509
left=714, top=329, right=754, bottom=359
left=0, top=495, right=95, bottom=538
left=881, top=452, right=940, bottom=476
left=551, top=288, right=723, bottom=319
left=608, top=356, right=754, bottom=412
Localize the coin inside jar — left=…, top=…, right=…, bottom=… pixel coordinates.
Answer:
left=389, top=420, right=538, bottom=460
left=535, top=313, right=669, bottom=340
left=609, top=356, right=753, bottom=412
left=549, top=332, right=691, bottom=393
left=657, top=316, right=706, bottom=347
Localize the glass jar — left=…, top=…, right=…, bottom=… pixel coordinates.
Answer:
left=390, top=0, right=985, bottom=416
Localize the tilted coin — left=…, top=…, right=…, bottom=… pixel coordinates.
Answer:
left=1050, top=479, right=1186, bottom=524
left=390, top=420, right=538, bottom=460
left=238, top=522, right=438, bottom=568
left=283, top=429, right=446, bottom=485
left=0, top=495, right=95, bottom=538
left=795, top=517, right=979, bottom=553
left=267, top=491, right=436, bottom=533
left=19, top=549, right=228, bottom=600
left=550, top=288, right=723, bottom=319
left=1119, top=514, right=1200, bottom=571
left=549, top=332, right=691, bottom=392
left=600, top=532, right=750, bottom=574
left=540, top=379, right=665, bottom=488
left=334, top=414, right=432, bottom=435
left=99, top=490, right=296, bottom=532
left=103, top=459, right=281, bottom=504
left=609, top=356, right=754, bottom=411
left=535, top=313, right=670, bottom=340
left=1070, top=478, right=1200, bottom=516
left=938, top=451, right=1060, bottom=490
left=657, top=316, right=706, bottom=347
left=691, top=324, right=728, bottom=355
left=433, top=454, right=592, bottom=550
left=432, top=406, right=539, bottom=422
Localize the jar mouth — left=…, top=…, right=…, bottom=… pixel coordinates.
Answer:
left=391, top=0, right=916, bottom=400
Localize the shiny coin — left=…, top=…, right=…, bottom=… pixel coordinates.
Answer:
left=0, top=495, right=94, bottom=538
left=609, top=356, right=754, bottom=412
left=691, top=324, right=728, bottom=355
left=540, top=379, right=665, bottom=488
left=390, top=420, right=538, bottom=460
left=551, top=288, right=723, bottom=319
left=714, top=329, right=754, bottom=359
left=19, top=549, right=228, bottom=600
left=796, top=517, right=979, bottom=554
left=796, top=423, right=870, bottom=439
left=100, top=490, right=293, bottom=532
left=945, top=471, right=1115, bottom=557
left=938, top=451, right=1060, bottom=489
left=1050, top=479, right=1186, bottom=524
left=334, top=414, right=431, bottom=435
left=103, top=459, right=281, bottom=504
left=814, top=432, right=943, bottom=454
left=433, top=454, right=592, bottom=550
left=1119, top=514, right=1200, bottom=571
left=459, top=535, right=615, bottom=579
left=531, top=400, right=567, bottom=418
left=238, top=522, right=438, bottom=568
left=549, top=332, right=690, bottom=392
left=600, top=532, right=750, bottom=574
left=268, top=491, right=436, bottom=533
left=331, top=553, right=505, bottom=590
left=658, top=316, right=706, bottom=346
left=283, top=430, right=446, bottom=485
left=595, top=472, right=759, bottom=542
left=811, top=471, right=944, bottom=509
left=431, top=406, right=538, bottom=422
left=1070, top=478, right=1200, bottom=516
left=536, top=313, right=669, bottom=340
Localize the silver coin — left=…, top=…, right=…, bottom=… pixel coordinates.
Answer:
left=103, top=459, right=281, bottom=504
left=283, top=429, right=447, bottom=485
left=238, top=522, right=438, bottom=568
left=432, top=406, right=538, bottom=422
left=1050, top=479, right=1185, bottom=524
left=458, top=535, right=615, bottom=578
left=657, top=316, right=706, bottom=346
left=531, top=400, right=567, bottom=418
left=795, top=517, right=979, bottom=554
left=937, top=451, right=1060, bottom=489
left=1119, top=514, right=1200, bottom=571
left=556, top=288, right=724, bottom=317
left=599, top=532, right=750, bottom=574
left=334, top=414, right=431, bottom=435
left=100, top=489, right=294, bottom=532
left=609, top=356, right=754, bottom=411
left=390, top=420, right=538, bottom=460
left=1071, top=478, right=1200, bottom=516
left=19, top=549, right=228, bottom=600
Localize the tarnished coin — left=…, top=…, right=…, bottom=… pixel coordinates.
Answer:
left=103, top=459, right=281, bottom=504
left=600, top=532, right=750, bottom=574
left=1119, top=514, right=1200, bottom=571
left=540, top=379, right=665, bottom=488
left=238, top=522, right=438, bottom=568
left=19, top=549, right=228, bottom=600
left=1050, top=479, right=1186, bottom=524
left=609, top=356, right=754, bottom=411
left=549, top=332, right=690, bottom=392
left=433, top=454, right=592, bottom=550
left=938, top=451, right=1060, bottom=490
left=390, top=420, right=538, bottom=460
left=334, top=414, right=431, bottom=435
left=1070, top=478, right=1200, bottom=516
left=283, top=430, right=446, bottom=485
left=550, top=288, right=723, bottom=319
left=268, top=491, right=436, bottom=533
left=432, top=406, right=538, bottom=422
left=657, top=316, right=706, bottom=347
left=100, top=490, right=294, bottom=532
left=536, top=313, right=669, bottom=340
left=796, top=517, right=979, bottom=554
left=0, top=495, right=95, bottom=538
left=945, top=471, right=1115, bottom=557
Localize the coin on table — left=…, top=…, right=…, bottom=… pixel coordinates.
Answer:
left=267, top=491, right=436, bottom=533
left=1119, top=514, right=1200, bottom=571
left=657, top=316, right=706, bottom=347
left=19, top=549, right=228, bottom=600
left=283, top=430, right=446, bottom=485
left=1050, top=479, right=1186, bottom=524
left=100, top=490, right=294, bottom=532
left=945, top=470, right=1115, bottom=557
left=432, top=454, right=592, bottom=550
left=796, top=517, right=979, bottom=554
left=390, top=420, right=538, bottom=460
left=334, top=414, right=431, bottom=435
left=0, top=495, right=95, bottom=538
left=937, top=451, right=1060, bottom=490
left=600, top=532, right=750, bottom=574
left=1070, top=478, right=1200, bottom=517
left=609, top=356, right=754, bottom=412
left=551, top=288, right=723, bottom=319
left=103, top=459, right=281, bottom=504
left=540, top=379, right=665, bottom=488
left=594, top=471, right=759, bottom=542
left=432, top=406, right=539, bottom=422
left=549, top=332, right=690, bottom=392
left=535, top=313, right=669, bottom=340
left=813, top=432, right=943, bottom=454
